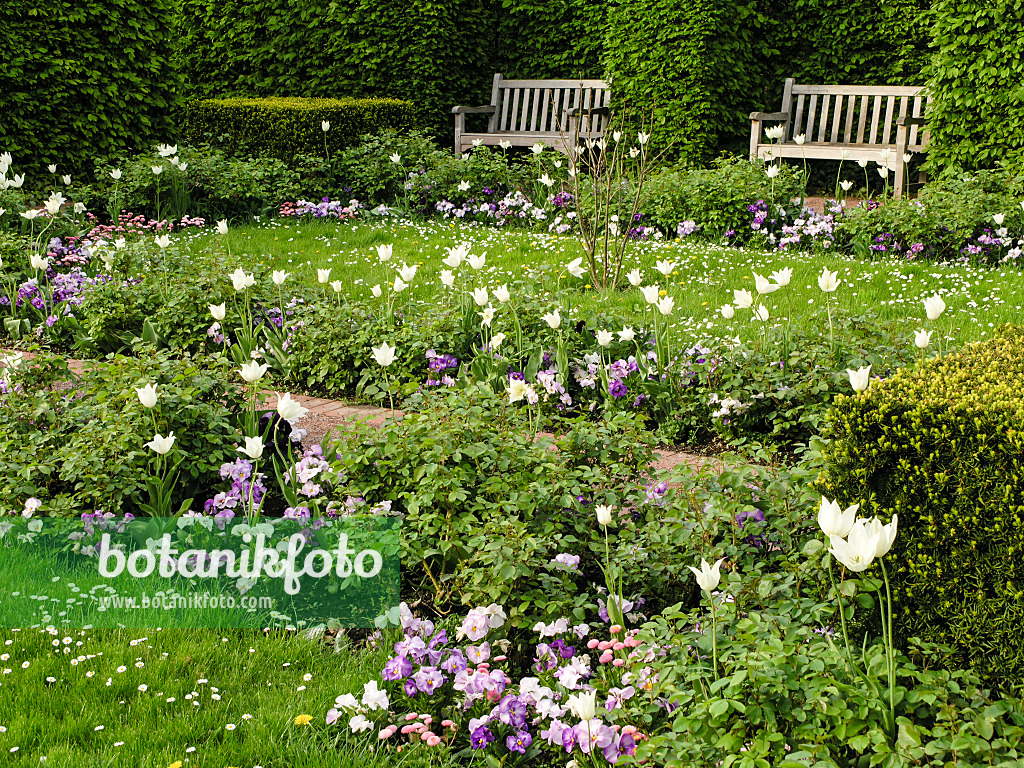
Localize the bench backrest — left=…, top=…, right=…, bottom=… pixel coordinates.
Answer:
left=780, top=79, right=932, bottom=150
left=488, top=74, right=611, bottom=136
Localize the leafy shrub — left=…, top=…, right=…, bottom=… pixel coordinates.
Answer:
left=819, top=326, right=1024, bottom=688
left=105, top=144, right=306, bottom=221
left=0, top=350, right=244, bottom=516
left=333, top=130, right=448, bottom=205
left=641, top=158, right=804, bottom=239
left=328, top=385, right=656, bottom=627
left=836, top=167, right=1024, bottom=264
left=179, top=98, right=415, bottom=162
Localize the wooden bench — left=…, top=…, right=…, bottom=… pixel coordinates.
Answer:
left=452, top=74, right=611, bottom=157
left=749, top=78, right=932, bottom=198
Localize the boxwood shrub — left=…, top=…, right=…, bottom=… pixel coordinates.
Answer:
left=819, top=326, right=1024, bottom=688
left=179, top=97, right=416, bottom=160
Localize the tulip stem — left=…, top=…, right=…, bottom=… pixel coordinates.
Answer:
left=708, top=590, right=719, bottom=681
left=880, top=560, right=896, bottom=741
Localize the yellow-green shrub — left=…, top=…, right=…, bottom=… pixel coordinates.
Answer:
left=179, top=97, right=415, bottom=159
left=819, top=327, right=1024, bottom=687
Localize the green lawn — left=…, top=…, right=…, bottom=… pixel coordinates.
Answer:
left=178, top=216, right=1024, bottom=349
left=0, top=627, right=410, bottom=768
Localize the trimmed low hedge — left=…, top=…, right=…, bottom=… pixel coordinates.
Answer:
left=819, top=327, right=1024, bottom=687
left=179, top=97, right=416, bottom=159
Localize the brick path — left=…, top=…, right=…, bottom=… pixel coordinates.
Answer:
left=2, top=348, right=717, bottom=475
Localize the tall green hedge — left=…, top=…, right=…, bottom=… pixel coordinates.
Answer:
left=603, top=0, right=769, bottom=164
left=172, top=0, right=500, bottom=141
left=820, top=328, right=1024, bottom=687
left=494, top=0, right=606, bottom=80
left=924, top=0, right=1024, bottom=171
left=0, top=0, right=179, bottom=181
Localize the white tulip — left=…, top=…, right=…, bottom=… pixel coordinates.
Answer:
left=688, top=557, right=725, bottom=592
left=733, top=289, right=754, bottom=309
left=47, top=164, right=57, bottom=173
left=829, top=520, right=880, bottom=572
left=640, top=285, right=660, bottom=305
left=272, top=270, right=289, bottom=286
left=110, top=168, right=122, bottom=180
left=389, top=153, right=401, bottom=164
left=627, top=269, right=642, bottom=287
left=924, top=294, right=946, bottom=321
left=30, top=253, right=50, bottom=271
left=493, top=284, right=510, bottom=303
left=541, top=309, right=561, bottom=329
left=657, top=296, right=675, bottom=315
left=398, top=263, right=417, bottom=282
left=655, top=260, right=675, bottom=276
left=753, top=272, right=780, bottom=294
left=330, top=280, right=343, bottom=293
left=720, top=304, right=735, bottom=319
left=865, top=515, right=899, bottom=558
left=618, top=326, right=635, bottom=342
left=376, top=243, right=392, bottom=262
left=239, top=361, right=269, bottom=382
left=846, top=364, right=872, bottom=392
left=754, top=304, right=769, bottom=322
left=596, top=330, right=614, bottom=347
left=531, top=142, right=545, bottom=154
left=145, top=432, right=176, bottom=455
left=393, top=276, right=407, bottom=293
left=61, top=174, right=71, bottom=185
left=595, top=505, right=614, bottom=526
left=473, top=287, right=489, bottom=306
left=276, top=392, right=309, bottom=420
left=565, top=257, right=585, bottom=278
left=237, top=436, right=265, bottom=460
left=371, top=342, right=397, bottom=367
left=914, top=328, right=932, bottom=349
left=840, top=180, right=853, bottom=192
left=135, top=383, right=159, bottom=409
left=151, top=165, right=163, bottom=175
left=321, top=121, right=330, bottom=132
left=439, top=271, right=455, bottom=288
left=818, top=268, right=840, bottom=293
left=769, top=267, right=792, bottom=287
left=154, top=235, right=171, bottom=249
left=993, top=213, right=1005, bottom=226
left=765, top=164, right=781, bottom=179
left=216, top=219, right=228, bottom=235
left=468, top=254, right=486, bottom=270
left=818, top=497, right=858, bottom=538
left=209, top=303, right=226, bottom=320
left=230, top=268, right=254, bottom=291
left=317, top=268, right=332, bottom=284
left=371, top=284, right=382, bottom=297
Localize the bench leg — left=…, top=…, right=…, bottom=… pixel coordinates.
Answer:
left=453, top=113, right=464, bottom=156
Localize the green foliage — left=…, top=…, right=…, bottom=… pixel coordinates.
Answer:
left=334, top=130, right=448, bottom=205
left=172, top=0, right=500, bottom=141
left=766, top=0, right=930, bottom=90
left=179, top=98, right=415, bottom=161
left=641, top=158, right=804, bottom=238
left=820, top=327, right=1024, bottom=688
left=836, top=168, right=1024, bottom=264
left=328, top=385, right=655, bottom=627
left=603, top=0, right=770, bottom=164
left=0, top=0, right=180, bottom=181
left=494, top=0, right=606, bottom=79
left=925, top=0, right=1024, bottom=171
left=0, top=350, right=244, bottom=516
left=106, top=143, right=306, bottom=221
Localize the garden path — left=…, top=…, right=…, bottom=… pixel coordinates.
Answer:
left=3, top=348, right=716, bottom=475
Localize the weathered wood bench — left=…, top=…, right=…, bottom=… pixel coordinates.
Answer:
left=749, top=78, right=932, bottom=198
left=452, top=74, right=611, bottom=157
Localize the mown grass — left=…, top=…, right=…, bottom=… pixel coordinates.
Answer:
left=0, top=626, right=445, bottom=768
left=178, top=216, right=1024, bottom=350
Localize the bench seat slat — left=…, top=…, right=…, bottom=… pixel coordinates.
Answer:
left=792, top=84, right=924, bottom=96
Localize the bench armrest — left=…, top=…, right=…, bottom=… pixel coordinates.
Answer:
left=451, top=105, right=497, bottom=115
left=896, top=116, right=926, bottom=127
left=749, top=111, right=789, bottom=122
left=567, top=106, right=611, bottom=118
